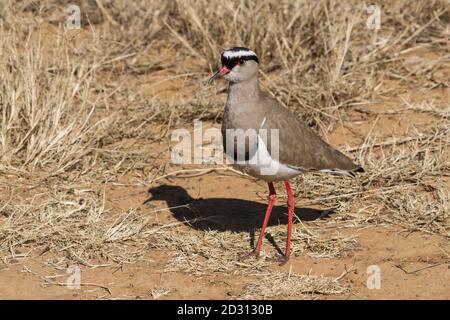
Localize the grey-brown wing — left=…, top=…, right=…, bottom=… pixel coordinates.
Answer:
left=261, top=95, right=361, bottom=173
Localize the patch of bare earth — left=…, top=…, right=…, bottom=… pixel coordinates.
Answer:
left=0, top=0, right=449, bottom=299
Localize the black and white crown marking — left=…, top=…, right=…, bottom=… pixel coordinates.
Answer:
left=221, top=47, right=259, bottom=70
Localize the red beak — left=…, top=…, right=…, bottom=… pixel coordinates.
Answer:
left=208, top=65, right=230, bottom=84
left=219, top=65, right=230, bottom=76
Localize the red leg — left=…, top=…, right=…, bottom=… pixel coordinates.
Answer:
left=284, top=180, right=295, bottom=260
left=243, top=182, right=276, bottom=259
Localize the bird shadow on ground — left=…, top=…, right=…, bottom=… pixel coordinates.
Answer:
left=145, top=185, right=334, bottom=240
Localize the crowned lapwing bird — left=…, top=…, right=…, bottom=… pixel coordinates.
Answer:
left=208, top=47, right=364, bottom=263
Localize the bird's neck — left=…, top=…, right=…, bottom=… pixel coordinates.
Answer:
left=228, top=77, right=260, bottom=102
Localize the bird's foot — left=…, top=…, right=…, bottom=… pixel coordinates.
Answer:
left=240, top=249, right=260, bottom=260
left=269, top=254, right=289, bottom=266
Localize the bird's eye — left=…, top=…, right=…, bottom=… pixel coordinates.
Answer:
left=239, top=59, right=245, bottom=65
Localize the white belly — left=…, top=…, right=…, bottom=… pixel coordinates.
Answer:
left=230, top=135, right=302, bottom=182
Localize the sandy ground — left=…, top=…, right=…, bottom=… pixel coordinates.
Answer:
left=0, top=181, right=448, bottom=299
left=1, top=115, right=448, bottom=299
left=0, top=16, right=449, bottom=299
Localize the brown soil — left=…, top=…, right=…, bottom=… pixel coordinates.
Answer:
left=1, top=128, right=449, bottom=299
left=1, top=2, right=449, bottom=300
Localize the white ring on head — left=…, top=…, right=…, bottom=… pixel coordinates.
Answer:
left=222, top=50, right=257, bottom=59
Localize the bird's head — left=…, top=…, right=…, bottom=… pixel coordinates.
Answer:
left=208, top=47, right=259, bottom=84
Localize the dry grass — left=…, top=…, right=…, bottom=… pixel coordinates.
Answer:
left=0, top=188, right=150, bottom=266
left=238, top=271, right=349, bottom=299
left=296, top=122, right=449, bottom=237
left=0, top=0, right=449, bottom=298
left=167, top=0, right=449, bottom=129
left=0, top=29, right=113, bottom=176
left=147, top=226, right=358, bottom=276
